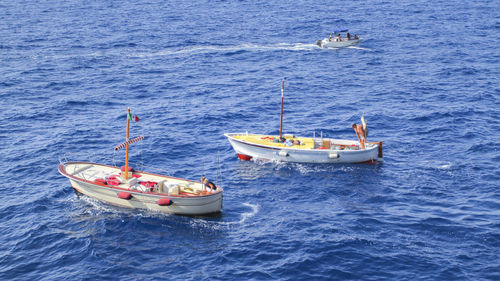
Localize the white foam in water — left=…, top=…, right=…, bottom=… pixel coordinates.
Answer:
left=238, top=202, right=259, bottom=224
left=421, top=160, right=453, bottom=170
left=347, top=46, right=372, bottom=51
left=52, top=42, right=369, bottom=60
left=189, top=202, right=260, bottom=230
left=130, top=42, right=324, bottom=58
left=74, top=194, right=131, bottom=219
left=73, top=192, right=258, bottom=229
left=438, top=162, right=452, bottom=170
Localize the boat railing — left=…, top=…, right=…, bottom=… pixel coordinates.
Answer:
left=58, top=152, right=172, bottom=177
left=58, top=153, right=227, bottom=186
left=58, top=153, right=225, bottom=187
left=59, top=152, right=102, bottom=166
left=130, top=162, right=172, bottom=177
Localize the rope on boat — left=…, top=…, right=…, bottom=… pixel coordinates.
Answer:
left=114, top=136, right=145, bottom=151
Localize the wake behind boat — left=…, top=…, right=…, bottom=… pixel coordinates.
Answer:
left=316, top=29, right=361, bottom=48
left=58, top=108, right=223, bottom=215
left=225, top=80, right=383, bottom=164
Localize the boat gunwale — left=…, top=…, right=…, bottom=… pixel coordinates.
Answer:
left=58, top=161, right=223, bottom=199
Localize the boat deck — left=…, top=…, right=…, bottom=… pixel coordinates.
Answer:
left=232, top=134, right=316, bottom=149
left=63, top=162, right=215, bottom=196
left=230, top=134, right=365, bottom=150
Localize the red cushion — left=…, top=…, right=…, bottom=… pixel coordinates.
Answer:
left=140, top=181, right=157, bottom=187
left=107, top=179, right=121, bottom=186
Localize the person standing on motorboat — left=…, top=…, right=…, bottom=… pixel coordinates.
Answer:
left=354, top=34, right=359, bottom=40
left=329, top=33, right=333, bottom=41
left=335, top=33, right=341, bottom=41
left=347, top=32, right=351, bottom=40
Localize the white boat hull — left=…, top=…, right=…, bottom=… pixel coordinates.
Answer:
left=225, top=133, right=382, bottom=164
left=317, top=38, right=360, bottom=48
left=59, top=162, right=223, bottom=215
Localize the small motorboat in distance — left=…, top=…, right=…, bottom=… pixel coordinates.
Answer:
left=225, top=80, right=383, bottom=164
left=316, top=29, right=361, bottom=48
left=59, top=108, right=223, bottom=215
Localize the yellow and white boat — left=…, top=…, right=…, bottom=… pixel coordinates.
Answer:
left=59, top=108, right=223, bottom=215
left=225, top=133, right=382, bottom=164
left=225, top=80, right=383, bottom=164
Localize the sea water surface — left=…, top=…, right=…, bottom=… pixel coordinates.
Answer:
left=0, top=0, right=499, bottom=280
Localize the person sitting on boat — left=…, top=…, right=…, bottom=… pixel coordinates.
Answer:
left=354, top=34, right=359, bottom=40
left=347, top=33, right=351, bottom=40
left=201, top=176, right=217, bottom=192
left=329, top=33, right=333, bottom=41
left=335, top=33, right=341, bottom=42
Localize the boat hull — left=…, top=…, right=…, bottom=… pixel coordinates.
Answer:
left=317, top=38, right=360, bottom=48
left=59, top=162, right=223, bottom=215
left=225, top=133, right=381, bottom=164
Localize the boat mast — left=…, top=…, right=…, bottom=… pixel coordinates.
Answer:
left=124, top=108, right=131, bottom=180
left=280, top=78, right=284, bottom=138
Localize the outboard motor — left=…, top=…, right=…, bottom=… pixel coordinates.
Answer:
left=316, top=40, right=322, bottom=47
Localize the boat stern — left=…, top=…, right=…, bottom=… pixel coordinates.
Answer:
left=366, top=141, right=383, bottom=162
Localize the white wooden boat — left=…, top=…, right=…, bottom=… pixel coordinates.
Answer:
left=58, top=109, right=223, bottom=215
left=316, top=29, right=361, bottom=48
left=225, top=80, right=383, bottom=164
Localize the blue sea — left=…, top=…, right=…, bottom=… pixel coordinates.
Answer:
left=1, top=0, right=499, bottom=280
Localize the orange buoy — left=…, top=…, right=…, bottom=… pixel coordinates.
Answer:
left=157, top=198, right=173, bottom=206
left=237, top=153, right=252, bottom=161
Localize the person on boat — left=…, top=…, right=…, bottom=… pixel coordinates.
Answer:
left=352, top=123, right=366, bottom=149
left=329, top=33, right=333, bottom=41
left=335, top=33, right=341, bottom=41
left=354, top=34, right=359, bottom=40
left=201, top=176, right=217, bottom=192
left=347, top=33, right=351, bottom=40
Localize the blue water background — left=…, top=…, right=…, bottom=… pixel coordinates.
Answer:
left=1, top=0, right=499, bottom=280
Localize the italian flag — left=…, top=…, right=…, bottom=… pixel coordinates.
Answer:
left=128, top=112, right=140, bottom=122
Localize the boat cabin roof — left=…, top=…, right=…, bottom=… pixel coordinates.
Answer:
left=333, top=29, right=349, bottom=34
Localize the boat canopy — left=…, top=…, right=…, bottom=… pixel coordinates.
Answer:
left=333, top=29, right=349, bottom=33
